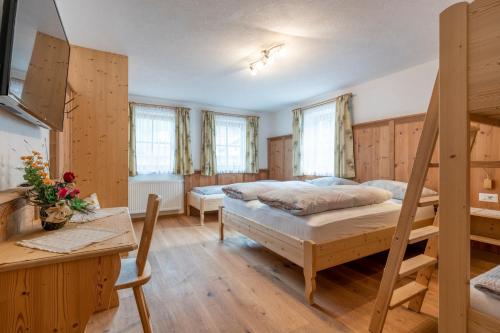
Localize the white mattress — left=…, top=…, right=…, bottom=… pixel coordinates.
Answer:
left=470, top=275, right=500, bottom=320
left=223, top=197, right=435, bottom=243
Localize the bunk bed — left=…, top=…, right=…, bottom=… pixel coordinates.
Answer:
left=369, top=1, right=500, bottom=332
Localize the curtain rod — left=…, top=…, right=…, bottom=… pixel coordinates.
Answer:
left=130, top=101, right=178, bottom=110
left=297, top=93, right=353, bottom=111
left=130, top=102, right=259, bottom=119
left=211, top=111, right=259, bottom=119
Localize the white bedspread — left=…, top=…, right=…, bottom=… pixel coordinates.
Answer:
left=223, top=197, right=435, bottom=243
left=471, top=272, right=500, bottom=320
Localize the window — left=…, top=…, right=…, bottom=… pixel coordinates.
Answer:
left=135, top=105, right=176, bottom=174
left=302, top=103, right=336, bottom=176
left=215, top=115, right=247, bottom=173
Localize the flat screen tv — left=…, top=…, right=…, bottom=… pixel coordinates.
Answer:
left=0, top=0, right=69, bottom=131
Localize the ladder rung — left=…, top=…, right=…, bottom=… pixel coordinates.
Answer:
left=398, top=255, right=437, bottom=278
left=389, top=282, right=428, bottom=309
left=418, top=196, right=439, bottom=207
left=408, top=226, right=439, bottom=244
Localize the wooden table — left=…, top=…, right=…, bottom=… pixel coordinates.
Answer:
left=0, top=207, right=137, bottom=333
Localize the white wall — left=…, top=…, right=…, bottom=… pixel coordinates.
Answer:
left=129, top=95, right=272, bottom=170
left=270, top=60, right=438, bottom=137
left=0, top=108, right=49, bottom=190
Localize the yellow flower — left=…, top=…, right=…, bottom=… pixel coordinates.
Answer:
left=43, top=162, right=49, bottom=167
left=42, top=177, right=54, bottom=185
left=32, top=150, right=41, bottom=155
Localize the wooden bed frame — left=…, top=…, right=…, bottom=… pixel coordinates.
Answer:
left=187, top=191, right=224, bottom=225
left=218, top=206, right=434, bottom=304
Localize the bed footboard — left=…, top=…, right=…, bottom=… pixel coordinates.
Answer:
left=220, top=207, right=318, bottom=304
left=219, top=206, right=433, bottom=305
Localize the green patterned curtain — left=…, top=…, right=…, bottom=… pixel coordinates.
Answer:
left=128, top=103, right=137, bottom=176
left=201, top=110, right=217, bottom=176
left=292, top=108, right=304, bottom=176
left=174, top=107, right=194, bottom=175
left=335, top=94, right=356, bottom=178
left=245, top=116, right=259, bottom=173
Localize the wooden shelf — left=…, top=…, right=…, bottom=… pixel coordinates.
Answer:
left=0, top=191, right=23, bottom=205
left=470, top=235, right=500, bottom=246
left=471, top=207, right=500, bottom=219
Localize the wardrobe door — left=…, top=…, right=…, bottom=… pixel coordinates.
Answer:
left=283, top=136, right=293, bottom=180
left=268, top=138, right=284, bottom=180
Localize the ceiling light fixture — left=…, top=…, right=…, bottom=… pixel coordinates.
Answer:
left=249, top=44, right=286, bottom=76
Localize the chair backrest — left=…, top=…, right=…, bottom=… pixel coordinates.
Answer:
left=136, top=194, right=161, bottom=275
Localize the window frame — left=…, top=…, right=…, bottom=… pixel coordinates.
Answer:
left=301, top=103, right=336, bottom=176
left=215, top=115, right=247, bottom=174
left=134, top=105, right=176, bottom=175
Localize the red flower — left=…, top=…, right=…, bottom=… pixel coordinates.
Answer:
left=63, top=171, right=75, bottom=183
left=57, top=187, right=70, bottom=199
left=69, top=188, right=80, bottom=198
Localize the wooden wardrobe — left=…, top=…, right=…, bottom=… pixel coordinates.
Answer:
left=267, top=135, right=293, bottom=180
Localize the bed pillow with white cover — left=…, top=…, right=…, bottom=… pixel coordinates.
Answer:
left=192, top=185, right=224, bottom=195
left=361, top=180, right=437, bottom=200
left=305, top=176, right=359, bottom=187
left=222, top=181, right=314, bottom=201
left=473, top=265, right=500, bottom=299
left=257, top=185, right=392, bottom=216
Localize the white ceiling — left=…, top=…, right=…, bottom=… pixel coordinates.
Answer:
left=55, top=0, right=459, bottom=112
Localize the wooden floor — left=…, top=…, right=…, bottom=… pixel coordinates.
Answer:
left=87, top=213, right=499, bottom=333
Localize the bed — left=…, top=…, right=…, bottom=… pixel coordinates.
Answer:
left=187, top=185, right=225, bottom=225
left=469, top=269, right=500, bottom=332
left=219, top=195, right=436, bottom=304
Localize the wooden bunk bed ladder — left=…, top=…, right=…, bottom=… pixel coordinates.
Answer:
left=369, top=75, right=441, bottom=333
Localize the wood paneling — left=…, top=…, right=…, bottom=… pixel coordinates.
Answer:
left=67, top=46, right=129, bottom=208
left=353, top=122, right=394, bottom=182
left=268, top=135, right=293, bottom=180
left=394, top=116, right=439, bottom=191
left=468, top=0, right=500, bottom=117
left=21, top=32, right=70, bottom=131
left=354, top=112, right=500, bottom=210
left=470, top=122, right=500, bottom=208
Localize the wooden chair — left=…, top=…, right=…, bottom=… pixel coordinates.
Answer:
left=115, top=194, right=161, bottom=333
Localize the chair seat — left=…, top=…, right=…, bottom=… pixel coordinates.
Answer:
left=115, top=258, right=152, bottom=290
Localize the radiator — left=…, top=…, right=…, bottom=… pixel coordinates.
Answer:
left=128, top=179, right=184, bottom=214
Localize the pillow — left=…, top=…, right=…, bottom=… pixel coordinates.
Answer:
left=84, top=193, right=101, bottom=210
left=361, top=180, right=437, bottom=200
left=305, top=176, right=359, bottom=187
left=192, top=185, right=224, bottom=195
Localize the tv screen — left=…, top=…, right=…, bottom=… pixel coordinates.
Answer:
left=0, top=0, right=69, bottom=131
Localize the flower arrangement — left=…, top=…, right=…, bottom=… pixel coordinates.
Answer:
left=20, top=151, right=92, bottom=230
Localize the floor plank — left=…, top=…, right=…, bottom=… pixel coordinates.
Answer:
left=87, top=213, right=499, bottom=333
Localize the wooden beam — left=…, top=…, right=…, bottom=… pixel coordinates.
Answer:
left=470, top=114, right=500, bottom=128
left=439, top=3, right=469, bottom=333
left=429, top=161, right=500, bottom=168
